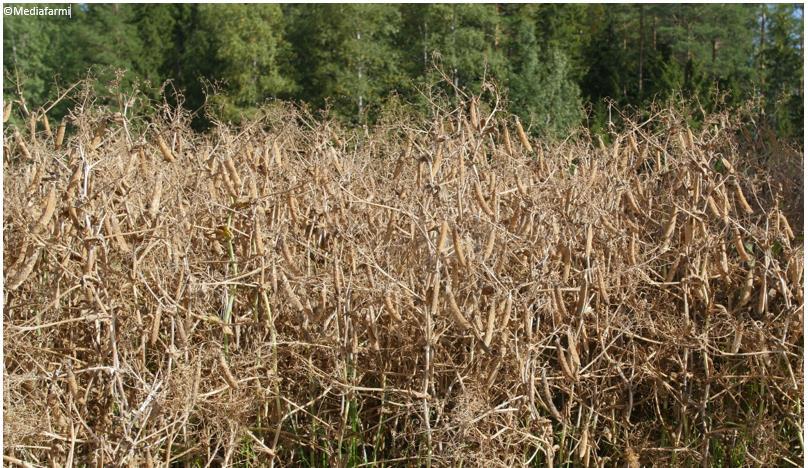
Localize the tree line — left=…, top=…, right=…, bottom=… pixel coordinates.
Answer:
left=3, top=4, right=803, bottom=138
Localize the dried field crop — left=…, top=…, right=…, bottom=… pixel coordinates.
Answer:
left=3, top=94, right=804, bottom=466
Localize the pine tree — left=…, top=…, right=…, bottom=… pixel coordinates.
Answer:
left=285, top=4, right=403, bottom=121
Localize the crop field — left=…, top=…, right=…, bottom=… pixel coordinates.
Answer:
left=2, top=94, right=804, bottom=466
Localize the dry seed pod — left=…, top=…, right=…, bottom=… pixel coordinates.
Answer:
left=778, top=212, right=795, bottom=240
left=733, top=181, right=753, bottom=214
left=55, top=121, right=66, bottom=150
left=253, top=218, right=265, bottom=256
left=451, top=225, right=468, bottom=269
left=33, top=185, right=57, bottom=235
left=7, top=245, right=42, bottom=291
left=556, top=339, right=577, bottom=381
left=445, top=283, right=473, bottom=331
left=473, top=181, right=495, bottom=217
left=436, top=221, right=448, bottom=255
left=628, top=235, right=638, bottom=265
left=566, top=327, right=581, bottom=371
left=41, top=113, right=52, bottom=139
left=483, top=300, right=497, bottom=347
left=515, top=117, right=533, bottom=153
left=787, top=254, right=803, bottom=286
left=272, top=140, right=284, bottom=167
left=500, top=294, right=512, bottom=337
left=148, top=180, right=162, bottom=220
left=66, top=367, right=79, bottom=398
left=624, top=190, right=642, bottom=215
left=718, top=240, right=730, bottom=277
left=596, top=265, right=610, bottom=305
left=223, top=156, right=242, bottom=188
left=15, top=130, right=31, bottom=160
left=156, top=135, right=175, bottom=162
left=717, top=185, right=730, bottom=222
left=3, top=100, right=12, bottom=122
left=502, top=123, right=514, bottom=156
left=738, top=267, right=754, bottom=306
left=706, top=194, right=721, bottom=218
left=628, top=132, right=639, bottom=155
left=541, top=368, right=564, bottom=422
left=553, top=287, right=567, bottom=317
left=483, top=228, right=497, bottom=262
left=29, top=113, right=37, bottom=137
left=150, top=307, right=162, bottom=346
left=662, top=207, right=677, bottom=246
left=733, top=229, right=751, bottom=263
left=720, top=156, right=736, bottom=175
left=383, top=291, right=402, bottom=322
left=281, top=273, right=304, bottom=312
left=756, top=272, right=767, bottom=316
left=219, top=353, right=239, bottom=390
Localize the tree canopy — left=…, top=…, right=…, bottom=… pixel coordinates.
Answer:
left=3, top=3, right=803, bottom=137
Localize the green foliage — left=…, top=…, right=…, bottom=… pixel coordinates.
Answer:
left=2, top=4, right=803, bottom=140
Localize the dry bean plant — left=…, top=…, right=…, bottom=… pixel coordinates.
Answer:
left=3, top=87, right=803, bottom=467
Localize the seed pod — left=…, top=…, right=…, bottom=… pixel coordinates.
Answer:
left=223, top=156, right=242, bottom=188
left=706, top=195, right=721, bottom=218
left=629, top=235, right=638, bottom=265
left=384, top=291, right=402, bottom=322
left=733, top=228, right=751, bottom=263
left=585, top=224, right=594, bottom=260
left=662, top=207, right=677, bottom=246
left=720, top=156, right=736, bottom=175
left=219, top=352, right=239, bottom=390
left=436, top=221, right=448, bottom=255
left=597, top=266, right=609, bottom=303
left=41, top=113, right=52, bottom=139
left=755, top=272, right=767, bottom=316
left=15, top=130, right=31, bottom=160
left=557, top=339, right=577, bottom=381
left=451, top=225, right=468, bottom=269
left=157, top=135, right=174, bottom=162
left=148, top=179, right=162, bottom=220
left=66, top=366, right=79, bottom=398
left=515, top=117, right=533, bottom=153
left=500, top=294, right=512, bottom=338
left=738, top=267, right=754, bottom=306
left=717, top=186, right=730, bottom=223
left=541, top=368, right=564, bottom=423
left=628, top=132, right=639, bottom=155
left=7, top=245, right=42, bottom=291
left=473, top=181, right=495, bottom=217
left=718, top=240, right=730, bottom=277
left=445, top=283, right=473, bottom=331
left=553, top=287, right=567, bottom=317
left=281, top=273, right=304, bottom=312
left=150, top=306, right=162, bottom=346
left=778, top=212, right=795, bottom=240
left=33, top=186, right=57, bottom=235
left=483, top=228, right=497, bottom=262
left=272, top=140, right=283, bottom=167
left=55, top=121, right=66, bottom=150
left=502, top=123, right=514, bottom=156
left=787, top=253, right=803, bottom=286
left=566, top=327, right=581, bottom=371
left=253, top=217, right=265, bottom=256
left=733, top=181, right=753, bottom=214
left=483, top=299, right=497, bottom=347
left=3, top=100, right=12, bottom=122
left=624, top=190, right=642, bottom=215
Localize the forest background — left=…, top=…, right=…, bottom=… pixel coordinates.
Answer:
left=2, top=4, right=804, bottom=138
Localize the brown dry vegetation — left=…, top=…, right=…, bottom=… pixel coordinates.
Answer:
left=3, top=91, right=804, bottom=467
